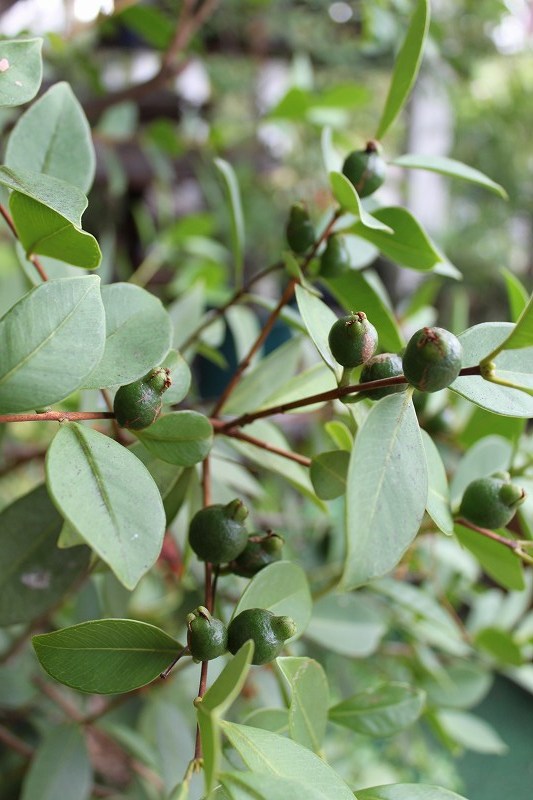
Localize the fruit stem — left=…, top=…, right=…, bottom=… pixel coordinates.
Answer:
left=160, top=646, right=191, bottom=679
left=456, top=517, right=533, bottom=564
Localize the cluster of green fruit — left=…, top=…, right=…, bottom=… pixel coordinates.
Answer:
left=187, top=499, right=294, bottom=664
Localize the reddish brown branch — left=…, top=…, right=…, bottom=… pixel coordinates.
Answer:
left=221, top=427, right=311, bottom=467
left=0, top=411, right=115, bottom=424
left=456, top=517, right=522, bottom=551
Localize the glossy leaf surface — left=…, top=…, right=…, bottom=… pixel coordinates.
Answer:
left=329, top=172, right=392, bottom=230
left=46, top=423, right=166, bottom=590
left=0, top=484, right=90, bottom=626
left=84, top=282, right=172, bottom=388
left=0, top=276, right=105, bottom=413
left=33, top=619, right=182, bottom=694
left=342, top=392, right=427, bottom=588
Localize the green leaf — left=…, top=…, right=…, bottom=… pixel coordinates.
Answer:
left=392, top=154, right=508, bottom=199
left=358, top=785, right=468, bottom=800
left=224, top=337, right=303, bottom=414
left=455, top=523, right=524, bottom=592
left=475, top=627, right=523, bottom=667
left=46, top=422, right=166, bottom=590
left=310, top=450, right=350, bottom=500
left=342, top=392, right=427, bottom=589
left=198, top=642, right=254, bottom=793
left=421, top=430, right=454, bottom=535
left=434, top=709, right=508, bottom=754
left=0, top=38, right=43, bottom=107
left=305, top=593, right=387, bottom=657
left=277, top=657, right=329, bottom=752
left=322, top=270, right=404, bottom=353
left=9, top=191, right=101, bottom=268
left=501, top=267, right=529, bottom=322
left=0, top=276, right=105, bottom=413
left=489, top=291, right=533, bottom=353
left=5, top=82, right=95, bottom=193
left=376, top=0, right=430, bottom=139
left=421, top=661, right=492, bottom=710
left=84, top=283, right=172, bottom=388
left=459, top=406, right=525, bottom=448
left=33, top=619, right=182, bottom=694
left=295, top=284, right=342, bottom=378
left=451, top=323, right=533, bottom=415
left=243, top=708, right=289, bottom=734
left=161, top=349, right=192, bottom=404
left=21, top=724, right=91, bottom=800
left=0, top=166, right=87, bottom=224
left=214, top=158, right=245, bottom=285
left=221, top=772, right=328, bottom=800
left=0, top=485, right=90, bottom=626
left=349, top=207, right=449, bottom=273
left=330, top=682, right=425, bottom=738
left=329, top=172, right=393, bottom=231
left=324, top=420, right=353, bottom=451
left=450, top=434, right=512, bottom=506
left=136, top=411, right=213, bottom=466
left=233, top=561, right=312, bottom=637
left=221, top=722, right=354, bottom=799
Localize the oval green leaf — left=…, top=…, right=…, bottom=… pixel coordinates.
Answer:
left=221, top=722, right=354, bottom=800
left=221, top=771, right=329, bottom=800
left=375, top=0, right=430, bottom=139
left=84, top=282, right=172, bottom=388
left=329, top=172, right=393, bottom=231
left=305, top=593, right=387, bottom=658
left=295, top=284, right=342, bottom=378
left=358, top=785, right=468, bottom=800
left=421, top=429, right=454, bottom=535
left=455, top=523, right=524, bottom=592
left=0, top=484, right=90, bottom=626
left=392, top=154, right=507, bottom=199
left=451, top=323, right=533, bottom=416
left=46, top=422, right=166, bottom=590
left=329, top=682, right=425, bottom=738
left=0, top=276, right=105, bottom=413
left=214, top=158, right=245, bottom=285
left=434, top=709, right=508, bottom=754
left=21, top=724, right=91, bottom=800
left=342, top=392, right=428, bottom=589
left=0, top=38, right=43, bottom=107
left=5, top=81, right=95, bottom=192
left=33, top=619, right=182, bottom=694
left=160, top=349, right=192, bottom=404
left=277, top=657, right=329, bottom=752
left=136, top=411, right=213, bottom=466
left=233, top=561, right=312, bottom=637
left=310, top=450, right=350, bottom=500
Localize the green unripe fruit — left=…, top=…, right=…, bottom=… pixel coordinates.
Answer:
left=286, top=202, right=315, bottom=254
left=186, top=607, right=228, bottom=662
left=227, top=608, right=297, bottom=665
left=460, top=474, right=526, bottom=529
left=402, top=327, right=462, bottom=393
left=319, top=235, right=350, bottom=278
left=342, top=140, right=386, bottom=198
left=188, top=498, right=249, bottom=564
left=229, top=531, right=284, bottom=578
left=358, top=353, right=406, bottom=400
left=328, top=312, right=378, bottom=368
left=114, top=367, right=172, bottom=430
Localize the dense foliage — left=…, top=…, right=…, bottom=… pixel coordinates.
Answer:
left=0, top=2, right=532, bottom=800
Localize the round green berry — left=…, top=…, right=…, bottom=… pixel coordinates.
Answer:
left=227, top=608, right=297, bottom=665
left=187, top=607, right=228, bottom=662
left=188, top=499, right=248, bottom=564
left=342, top=141, right=386, bottom=198
left=459, top=474, right=526, bottom=529
left=402, top=327, right=462, bottom=393
left=113, top=367, right=172, bottom=430
left=229, top=532, right=284, bottom=578
left=328, top=312, right=378, bottom=368
left=286, top=202, right=315, bottom=254
left=358, top=353, right=406, bottom=401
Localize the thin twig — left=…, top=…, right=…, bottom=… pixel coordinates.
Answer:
left=221, top=427, right=311, bottom=466
left=0, top=723, right=33, bottom=758
left=456, top=517, right=533, bottom=564
left=0, top=410, right=115, bottom=424
left=0, top=203, right=48, bottom=281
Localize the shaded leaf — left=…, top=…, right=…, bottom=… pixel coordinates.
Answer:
left=310, top=450, right=350, bottom=500
left=21, top=724, right=91, bottom=800
left=455, top=524, right=524, bottom=592
left=330, top=682, right=425, bottom=738
left=136, top=411, right=213, bottom=466
left=501, top=267, right=529, bottom=322
left=434, top=709, right=508, bottom=754
left=161, top=349, right=192, bottom=404
left=358, top=785, right=468, bottom=800
left=305, top=593, right=387, bottom=658
left=450, top=434, right=512, bottom=506
left=421, top=430, right=454, bottom=535
left=214, top=158, right=245, bottom=285
left=0, top=276, right=105, bottom=413
left=392, top=154, right=507, bottom=199
left=0, top=38, right=43, bottom=106
left=278, top=657, right=329, bottom=752
left=0, top=485, right=89, bottom=626
left=46, top=423, right=166, bottom=590
left=233, top=561, right=312, bottom=637
left=342, top=392, right=427, bottom=588
left=475, top=627, right=523, bottom=667
left=329, top=172, right=393, bottom=230
left=295, top=284, right=341, bottom=378
left=421, top=661, right=492, bottom=710
left=84, top=283, right=172, bottom=388
left=5, top=81, right=95, bottom=192
left=376, top=0, right=430, bottom=138
left=33, top=619, right=182, bottom=694
left=221, top=772, right=328, bottom=800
